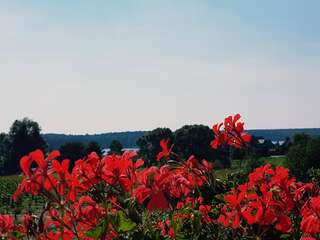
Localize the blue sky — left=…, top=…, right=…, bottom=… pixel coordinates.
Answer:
left=0, top=1, right=319, bottom=133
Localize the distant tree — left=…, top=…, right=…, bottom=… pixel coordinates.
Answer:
left=4, top=118, right=47, bottom=175
left=59, top=142, right=86, bottom=167
left=137, top=128, right=173, bottom=165
left=108, top=140, right=123, bottom=155
left=249, top=136, right=274, bottom=157
left=287, top=134, right=320, bottom=180
left=282, top=137, right=292, bottom=154
left=292, top=133, right=311, bottom=146
left=0, top=133, right=8, bottom=157
left=0, top=133, right=9, bottom=174
left=173, top=125, right=216, bottom=161
left=85, top=141, right=103, bottom=158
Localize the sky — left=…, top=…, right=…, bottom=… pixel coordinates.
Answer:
left=0, top=0, right=319, bottom=134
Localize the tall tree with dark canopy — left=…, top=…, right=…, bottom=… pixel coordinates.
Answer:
left=108, top=140, right=123, bottom=155
left=4, top=118, right=47, bottom=175
left=173, top=125, right=217, bottom=161
left=86, top=141, right=103, bottom=158
left=287, top=133, right=320, bottom=180
left=0, top=133, right=9, bottom=174
left=136, top=128, right=173, bottom=165
left=59, top=142, right=86, bottom=167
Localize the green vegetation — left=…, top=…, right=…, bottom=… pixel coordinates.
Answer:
left=43, top=131, right=145, bottom=149
left=287, top=133, right=320, bottom=180
left=0, top=175, right=45, bottom=216
left=109, top=140, right=123, bottom=154
left=215, top=156, right=288, bottom=180
left=1, top=118, right=47, bottom=175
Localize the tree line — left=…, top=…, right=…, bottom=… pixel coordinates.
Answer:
left=1, top=117, right=320, bottom=180
left=0, top=118, right=124, bottom=175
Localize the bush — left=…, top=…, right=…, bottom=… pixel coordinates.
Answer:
left=287, top=135, right=320, bottom=180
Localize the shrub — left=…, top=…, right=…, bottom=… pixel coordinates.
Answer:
left=287, top=135, right=320, bottom=180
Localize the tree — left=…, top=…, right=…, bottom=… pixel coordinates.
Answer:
left=0, top=133, right=9, bottom=174
left=249, top=136, right=274, bottom=157
left=287, top=134, right=320, bottom=180
left=86, top=141, right=103, bottom=158
left=59, top=142, right=86, bottom=168
left=4, top=118, right=47, bottom=175
left=292, top=133, right=311, bottom=146
left=108, top=140, right=123, bottom=155
left=173, top=125, right=217, bottom=161
left=0, top=133, right=8, bottom=157
left=136, top=128, right=173, bottom=165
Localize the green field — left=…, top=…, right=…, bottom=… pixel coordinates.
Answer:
left=0, top=175, right=45, bottom=216
left=215, top=156, right=288, bottom=180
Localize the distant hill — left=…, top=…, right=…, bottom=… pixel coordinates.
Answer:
left=42, top=128, right=320, bottom=150
left=42, top=131, right=145, bottom=150
left=247, top=128, right=320, bottom=142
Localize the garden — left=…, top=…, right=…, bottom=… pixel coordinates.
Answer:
left=0, top=114, right=319, bottom=240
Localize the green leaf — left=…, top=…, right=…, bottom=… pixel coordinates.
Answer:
left=280, top=234, right=291, bottom=239
left=85, top=226, right=103, bottom=238
left=117, top=211, right=137, bottom=232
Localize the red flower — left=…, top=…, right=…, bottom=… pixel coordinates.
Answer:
left=300, top=235, right=317, bottom=240
left=0, top=215, right=14, bottom=235
left=199, top=205, right=212, bottom=223
left=300, top=196, right=320, bottom=234
left=102, top=151, right=142, bottom=191
left=157, top=139, right=171, bottom=161
left=133, top=166, right=170, bottom=210
left=13, top=150, right=52, bottom=201
left=241, top=200, right=263, bottom=224
left=147, top=191, right=169, bottom=210
left=211, top=114, right=251, bottom=149
left=275, top=215, right=292, bottom=233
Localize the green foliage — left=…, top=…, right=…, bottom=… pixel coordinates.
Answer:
left=0, top=175, right=45, bottom=215
left=85, top=222, right=103, bottom=238
left=137, top=125, right=227, bottom=167
left=4, top=118, right=47, bottom=175
left=287, top=133, right=320, bottom=180
left=59, top=142, right=86, bottom=166
left=307, top=168, right=320, bottom=185
left=43, top=131, right=145, bottom=149
left=137, top=128, right=173, bottom=165
left=249, top=135, right=274, bottom=157
left=86, top=141, right=103, bottom=158
left=109, top=140, right=123, bottom=155
left=247, top=128, right=320, bottom=142
left=243, top=154, right=265, bottom=174
left=112, top=211, right=137, bottom=232
left=0, top=133, right=9, bottom=174
left=173, top=125, right=216, bottom=161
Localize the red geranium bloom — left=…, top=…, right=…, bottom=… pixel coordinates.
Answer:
left=211, top=114, right=251, bottom=149
left=13, top=150, right=52, bottom=201
left=157, top=139, right=171, bottom=161
left=133, top=166, right=170, bottom=210
left=300, top=196, right=320, bottom=234
left=0, top=215, right=14, bottom=236
left=102, top=151, right=143, bottom=191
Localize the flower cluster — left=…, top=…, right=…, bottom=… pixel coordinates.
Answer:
left=0, top=114, right=318, bottom=240
left=8, top=137, right=213, bottom=239
left=210, top=113, right=251, bottom=149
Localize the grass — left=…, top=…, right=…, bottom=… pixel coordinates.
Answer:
left=215, top=156, right=288, bottom=180
left=0, top=174, right=45, bottom=216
